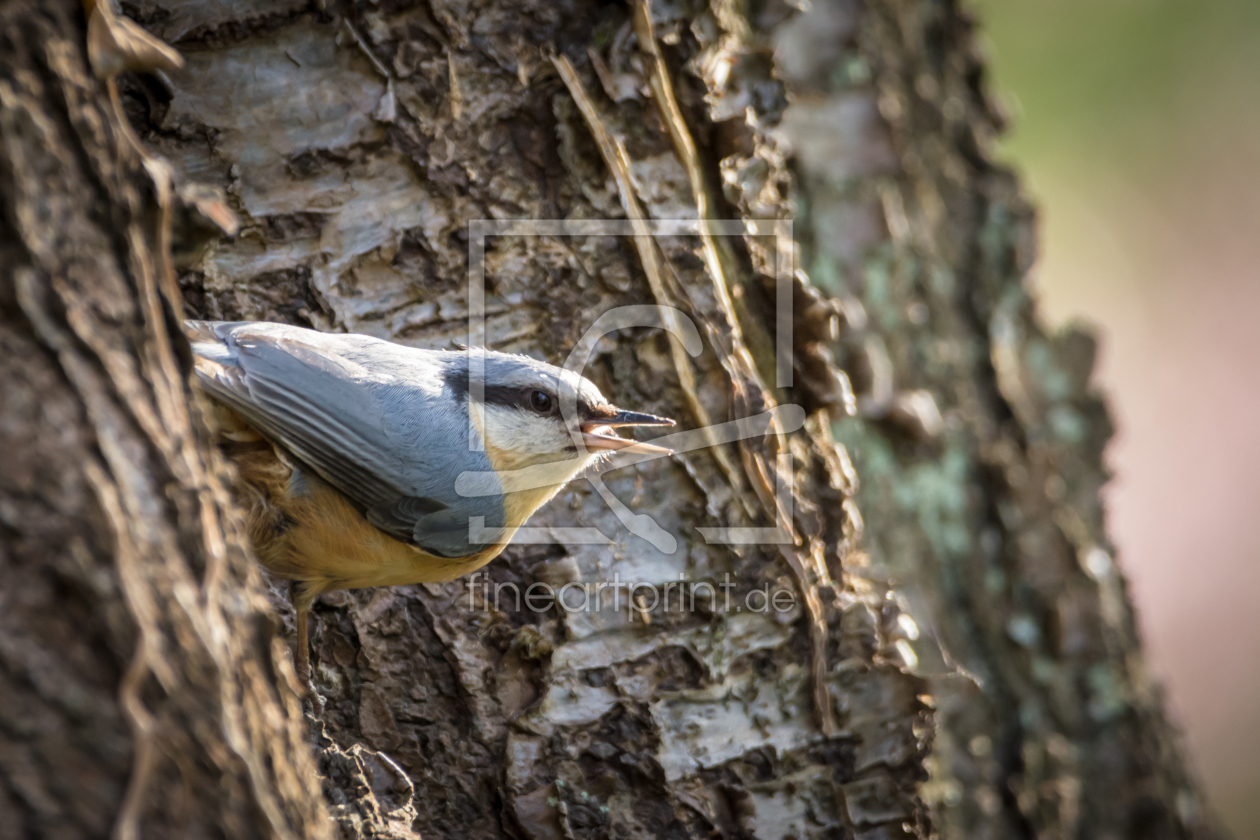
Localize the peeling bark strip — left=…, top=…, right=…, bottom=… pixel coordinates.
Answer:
left=0, top=2, right=328, bottom=838
left=0, top=1, right=1218, bottom=840
left=553, top=38, right=836, bottom=737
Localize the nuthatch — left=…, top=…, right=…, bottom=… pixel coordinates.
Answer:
left=187, top=320, right=673, bottom=693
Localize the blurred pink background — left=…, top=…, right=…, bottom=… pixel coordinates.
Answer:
left=974, top=0, right=1260, bottom=834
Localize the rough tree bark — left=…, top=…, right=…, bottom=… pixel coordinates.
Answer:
left=0, top=3, right=330, bottom=838
left=0, top=1, right=1220, bottom=839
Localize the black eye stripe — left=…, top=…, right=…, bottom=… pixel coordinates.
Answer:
left=481, top=384, right=531, bottom=409
left=444, top=367, right=605, bottom=419
left=482, top=384, right=572, bottom=416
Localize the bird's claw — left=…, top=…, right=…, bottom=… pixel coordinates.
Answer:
left=303, top=678, right=326, bottom=716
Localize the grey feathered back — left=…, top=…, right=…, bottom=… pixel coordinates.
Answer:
left=188, top=320, right=511, bottom=558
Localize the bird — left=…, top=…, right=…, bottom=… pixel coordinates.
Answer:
left=186, top=320, right=674, bottom=696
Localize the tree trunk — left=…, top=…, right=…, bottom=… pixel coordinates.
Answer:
left=0, top=1, right=1220, bottom=840
left=0, top=3, right=330, bottom=838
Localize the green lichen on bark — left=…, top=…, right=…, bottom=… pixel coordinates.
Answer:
left=778, top=0, right=1219, bottom=837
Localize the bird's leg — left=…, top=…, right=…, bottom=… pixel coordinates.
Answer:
left=294, top=600, right=312, bottom=686
left=290, top=582, right=323, bottom=713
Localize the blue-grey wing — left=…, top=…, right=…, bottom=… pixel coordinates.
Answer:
left=188, top=321, right=500, bottom=557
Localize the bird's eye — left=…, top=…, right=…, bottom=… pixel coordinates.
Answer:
left=529, top=390, right=554, bottom=414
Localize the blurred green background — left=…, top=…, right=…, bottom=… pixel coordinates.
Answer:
left=972, top=0, right=1260, bottom=834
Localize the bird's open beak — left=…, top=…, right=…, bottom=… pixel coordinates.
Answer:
left=580, top=410, right=675, bottom=455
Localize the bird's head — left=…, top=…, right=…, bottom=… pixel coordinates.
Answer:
left=448, top=353, right=673, bottom=486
